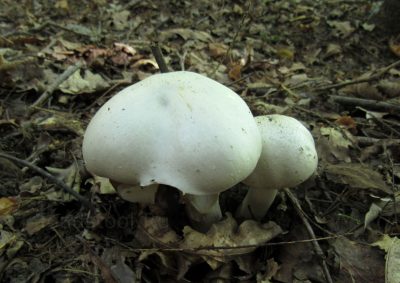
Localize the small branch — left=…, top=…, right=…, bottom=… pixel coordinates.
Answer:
left=0, top=152, right=91, bottom=208
left=150, top=43, right=169, bottom=73
left=356, top=136, right=400, bottom=146
left=315, top=59, right=400, bottom=91
left=31, top=60, right=84, bottom=109
left=284, top=188, right=334, bottom=283
left=330, top=95, right=400, bottom=112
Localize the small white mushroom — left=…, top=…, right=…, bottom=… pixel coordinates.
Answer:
left=236, top=114, right=318, bottom=220
left=82, top=71, right=261, bottom=229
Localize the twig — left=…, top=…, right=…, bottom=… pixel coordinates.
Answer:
left=356, top=136, right=400, bottom=146
left=0, top=152, right=91, bottom=208
left=31, top=60, right=84, bottom=109
left=315, top=59, right=400, bottom=91
left=330, top=95, right=400, bottom=112
left=106, top=233, right=351, bottom=253
left=357, top=106, right=400, bottom=137
left=284, top=188, right=334, bottom=283
left=150, top=43, right=169, bottom=73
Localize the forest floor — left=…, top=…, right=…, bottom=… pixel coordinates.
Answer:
left=1, top=0, right=400, bottom=282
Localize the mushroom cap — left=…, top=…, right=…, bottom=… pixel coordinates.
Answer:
left=82, top=71, right=261, bottom=195
left=243, top=114, right=318, bottom=190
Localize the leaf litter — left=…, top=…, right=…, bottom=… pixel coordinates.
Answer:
left=1, top=0, right=400, bottom=282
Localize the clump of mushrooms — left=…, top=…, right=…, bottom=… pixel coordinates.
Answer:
left=83, top=71, right=262, bottom=230
left=236, top=114, right=318, bottom=220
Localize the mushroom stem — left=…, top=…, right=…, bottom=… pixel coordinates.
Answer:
left=184, top=194, right=222, bottom=232
left=236, top=188, right=277, bottom=220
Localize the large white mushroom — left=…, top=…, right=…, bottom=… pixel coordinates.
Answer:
left=236, top=114, right=318, bottom=220
left=82, top=71, right=261, bottom=229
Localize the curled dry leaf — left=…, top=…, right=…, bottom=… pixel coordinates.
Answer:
left=181, top=213, right=282, bottom=257
left=135, top=214, right=282, bottom=271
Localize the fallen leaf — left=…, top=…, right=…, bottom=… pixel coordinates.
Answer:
left=180, top=214, right=282, bottom=268
left=342, top=82, right=383, bottom=100
left=88, top=176, right=116, bottom=195
left=332, top=237, right=384, bottom=282
left=59, top=69, right=109, bottom=94
left=325, top=163, right=391, bottom=193
left=327, top=20, right=355, bottom=38
left=378, top=79, right=400, bottom=97
left=373, top=234, right=400, bottom=283
left=335, top=115, right=357, bottom=130
left=24, top=215, right=56, bottom=236
left=35, top=113, right=84, bottom=136
left=0, top=197, right=18, bottom=216
left=0, top=230, right=17, bottom=251
left=208, top=42, right=228, bottom=58
left=160, top=28, right=213, bottom=42
left=318, top=127, right=354, bottom=162
left=364, top=202, right=382, bottom=229
left=228, top=64, right=242, bottom=81
left=389, top=37, right=400, bottom=57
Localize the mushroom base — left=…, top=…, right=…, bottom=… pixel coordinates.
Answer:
left=184, top=194, right=222, bottom=232
left=236, top=188, right=277, bottom=220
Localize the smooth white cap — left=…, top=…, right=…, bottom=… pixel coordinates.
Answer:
left=82, top=71, right=261, bottom=195
left=243, top=114, right=318, bottom=190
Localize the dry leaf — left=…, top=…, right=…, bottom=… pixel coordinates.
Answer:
left=24, top=215, right=56, bottom=236
left=228, top=64, right=242, bottom=81
left=0, top=230, right=17, bottom=251
left=342, top=82, right=383, bottom=100
left=181, top=214, right=282, bottom=269
left=332, top=237, right=384, bottom=282
left=160, top=28, right=213, bottom=42
left=389, top=37, right=400, bottom=57
left=88, top=176, right=116, bottom=195
left=325, top=163, right=391, bottom=193
left=364, top=202, right=382, bottom=229
left=208, top=42, right=228, bottom=58
left=327, top=20, right=355, bottom=38
left=378, top=79, right=400, bottom=97
left=318, top=127, right=354, bottom=162
left=335, top=115, right=356, bottom=130
left=373, top=235, right=400, bottom=283
left=0, top=197, right=18, bottom=216
left=59, top=69, right=109, bottom=94
left=35, top=113, right=84, bottom=136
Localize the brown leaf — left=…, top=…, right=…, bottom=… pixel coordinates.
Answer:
left=228, top=64, right=242, bottom=81
left=342, top=82, right=383, bottom=100
left=389, top=37, right=400, bottom=57
left=378, top=79, right=400, bottom=97
left=325, top=163, right=391, bottom=193
left=332, top=237, right=384, bottom=282
left=335, top=115, right=357, bottom=130
left=208, top=42, right=228, bottom=58
left=24, top=215, right=56, bottom=236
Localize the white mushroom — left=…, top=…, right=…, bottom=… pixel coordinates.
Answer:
left=82, top=71, right=262, bottom=229
left=236, top=114, right=318, bottom=220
